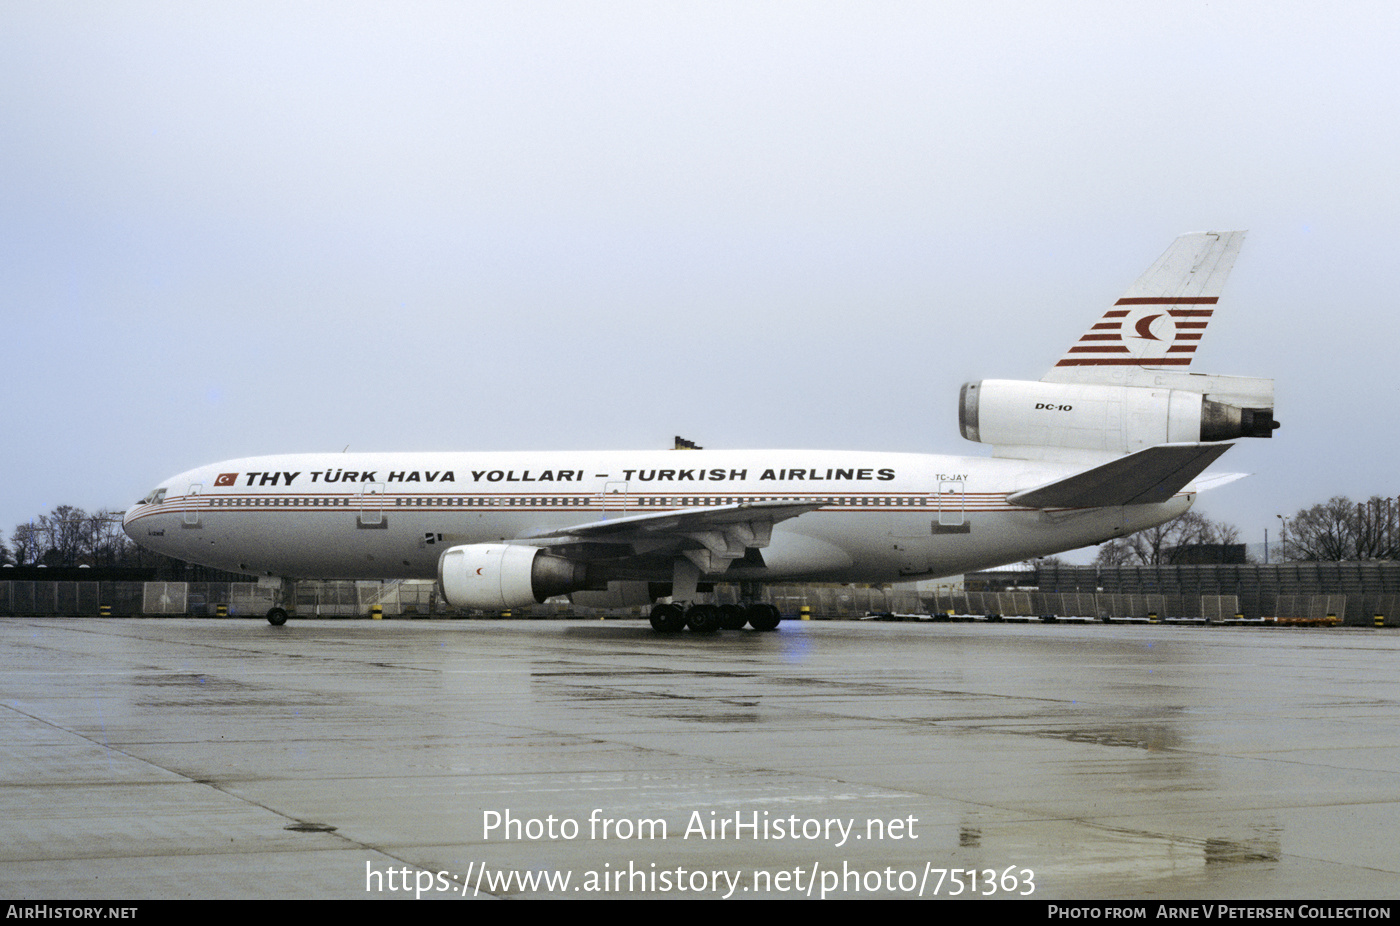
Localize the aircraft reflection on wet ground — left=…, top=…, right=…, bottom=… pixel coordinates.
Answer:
left=3, top=618, right=1397, bottom=899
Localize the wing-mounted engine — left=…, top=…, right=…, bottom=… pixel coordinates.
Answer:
left=959, top=371, right=1278, bottom=458
left=438, top=543, right=590, bottom=609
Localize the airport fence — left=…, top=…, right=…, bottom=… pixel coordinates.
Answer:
left=965, top=562, right=1400, bottom=624
left=0, top=580, right=928, bottom=619
left=922, top=588, right=1368, bottom=623
left=0, top=580, right=439, bottom=618
left=0, top=579, right=1389, bottom=624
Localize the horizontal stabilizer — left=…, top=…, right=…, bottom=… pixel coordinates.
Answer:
left=1007, top=442, right=1233, bottom=509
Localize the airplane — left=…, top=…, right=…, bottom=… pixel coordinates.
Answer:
left=123, top=231, right=1277, bottom=632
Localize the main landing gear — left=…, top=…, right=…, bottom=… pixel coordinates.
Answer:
left=649, top=602, right=782, bottom=634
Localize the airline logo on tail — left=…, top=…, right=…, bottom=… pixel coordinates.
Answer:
left=1059, top=297, right=1216, bottom=367
left=1053, top=230, right=1245, bottom=369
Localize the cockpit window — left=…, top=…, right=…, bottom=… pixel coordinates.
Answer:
left=138, top=488, right=167, bottom=505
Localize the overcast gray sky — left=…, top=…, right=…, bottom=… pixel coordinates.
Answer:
left=3, top=1, right=1396, bottom=560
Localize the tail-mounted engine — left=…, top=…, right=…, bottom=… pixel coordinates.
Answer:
left=438, top=543, right=590, bottom=609
left=959, top=371, right=1278, bottom=455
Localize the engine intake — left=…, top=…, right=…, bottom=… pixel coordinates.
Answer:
left=438, top=543, right=589, bottom=609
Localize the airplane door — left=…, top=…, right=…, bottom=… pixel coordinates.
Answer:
left=184, top=483, right=202, bottom=527
left=357, top=483, right=386, bottom=528
left=602, top=481, right=629, bottom=516
left=935, top=479, right=970, bottom=533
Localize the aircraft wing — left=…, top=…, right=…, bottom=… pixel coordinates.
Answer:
left=1007, top=442, right=1233, bottom=509
left=522, top=499, right=826, bottom=573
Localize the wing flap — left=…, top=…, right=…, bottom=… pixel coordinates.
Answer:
left=1007, top=443, right=1233, bottom=509
left=525, top=498, right=822, bottom=540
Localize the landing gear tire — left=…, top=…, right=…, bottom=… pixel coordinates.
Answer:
left=718, top=604, right=748, bottom=630
left=649, top=603, right=686, bottom=633
left=746, top=603, right=782, bottom=632
left=685, top=604, right=722, bottom=634
left=267, top=608, right=288, bottom=626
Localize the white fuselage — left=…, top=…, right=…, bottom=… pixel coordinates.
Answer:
left=122, top=449, right=1191, bottom=583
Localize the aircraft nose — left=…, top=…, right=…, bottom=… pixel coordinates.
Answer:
left=121, top=502, right=148, bottom=543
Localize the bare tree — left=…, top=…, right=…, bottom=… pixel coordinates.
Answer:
left=1279, top=496, right=1400, bottom=562
left=1094, top=510, right=1241, bottom=566
left=10, top=522, right=44, bottom=565
left=33, top=505, right=91, bottom=567
left=1094, top=536, right=1138, bottom=567
left=82, top=509, right=132, bottom=566
left=7, top=506, right=135, bottom=567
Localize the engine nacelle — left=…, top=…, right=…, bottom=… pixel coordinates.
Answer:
left=960, top=378, right=1277, bottom=455
left=438, top=543, right=589, bottom=609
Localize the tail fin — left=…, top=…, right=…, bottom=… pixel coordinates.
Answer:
left=1048, top=230, right=1246, bottom=375
left=960, top=230, right=1275, bottom=462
